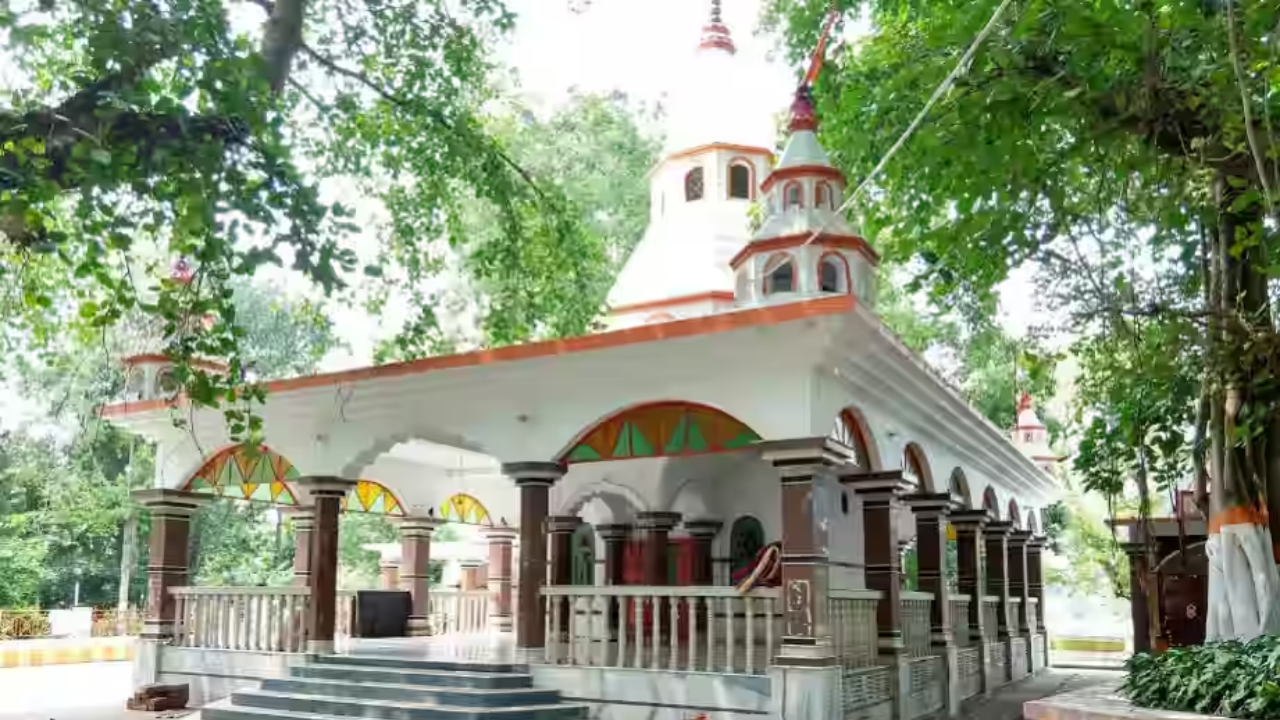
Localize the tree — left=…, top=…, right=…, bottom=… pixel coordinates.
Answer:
left=768, top=0, right=1280, bottom=639
left=373, top=91, right=661, bottom=359
left=0, top=0, right=600, bottom=444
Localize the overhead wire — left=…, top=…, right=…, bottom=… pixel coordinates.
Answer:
left=800, top=0, right=1019, bottom=247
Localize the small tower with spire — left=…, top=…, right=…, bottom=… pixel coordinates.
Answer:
left=1011, top=391, right=1061, bottom=475
left=729, top=84, right=880, bottom=308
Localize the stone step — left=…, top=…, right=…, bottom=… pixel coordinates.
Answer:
left=291, top=662, right=534, bottom=689
left=224, top=689, right=587, bottom=720
left=260, top=677, right=562, bottom=708
left=313, top=654, right=524, bottom=675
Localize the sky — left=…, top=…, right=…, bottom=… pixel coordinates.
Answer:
left=1, top=0, right=1048, bottom=429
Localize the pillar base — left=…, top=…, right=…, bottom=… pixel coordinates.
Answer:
left=133, top=638, right=161, bottom=689
left=769, top=664, right=841, bottom=720
left=941, top=644, right=963, bottom=717
left=407, top=616, right=431, bottom=637
left=489, top=613, right=514, bottom=633
left=307, top=640, right=335, bottom=656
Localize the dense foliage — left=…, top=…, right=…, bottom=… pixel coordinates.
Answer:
left=1125, top=638, right=1280, bottom=719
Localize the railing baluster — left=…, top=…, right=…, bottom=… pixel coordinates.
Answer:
left=705, top=592, right=715, bottom=671
left=745, top=595, right=755, bottom=673
left=616, top=595, right=627, bottom=668
left=650, top=592, right=662, bottom=670
left=765, top=594, right=775, bottom=665
left=669, top=596, right=679, bottom=671
left=687, top=596, right=699, bottom=672
left=724, top=595, right=736, bottom=672
left=633, top=593, right=644, bottom=669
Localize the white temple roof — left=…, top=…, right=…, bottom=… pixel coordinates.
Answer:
left=775, top=129, right=831, bottom=169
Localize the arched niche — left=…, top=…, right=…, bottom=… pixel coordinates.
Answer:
left=439, top=493, right=493, bottom=525
left=572, top=524, right=596, bottom=586
left=829, top=406, right=882, bottom=471
left=1007, top=499, right=1022, bottom=529
left=902, top=442, right=933, bottom=491
left=557, top=401, right=761, bottom=465
left=982, top=486, right=1000, bottom=518
left=1027, top=509, right=1040, bottom=534
left=728, top=515, right=766, bottom=584
left=948, top=468, right=972, bottom=508
left=341, top=480, right=405, bottom=516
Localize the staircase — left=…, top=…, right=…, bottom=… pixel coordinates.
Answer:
left=203, top=654, right=588, bottom=720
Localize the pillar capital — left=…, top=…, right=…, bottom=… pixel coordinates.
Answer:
left=636, top=511, right=682, bottom=531
left=546, top=515, right=583, bottom=534
left=758, top=437, right=848, bottom=475
left=950, top=509, right=993, bottom=528
left=683, top=518, right=723, bottom=539
left=842, top=470, right=912, bottom=503
left=596, top=523, right=633, bottom=541
left=281, top=505, right=316, bottom=531
left=296, top=476, right=358, bottom=498
left=397, top=515, right=446, bottom=537
left=481, top=524, right=519, bottom=542
left=1007, top=530, right=1034, bottom=547
left=904, top=492, right=959, bottom=516
left=985, top=520, right=1014, bottom=537
left=502, top=461, right=566, bottom=487
left=1027, top=535, right=1048, bottom=550
left=131, top=488, right=207, bottom=515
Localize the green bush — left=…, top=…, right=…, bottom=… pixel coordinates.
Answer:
left=1123, top=637, right=1280, bottom=719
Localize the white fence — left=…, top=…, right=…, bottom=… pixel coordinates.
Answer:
left=428, top=590, right=490, bottom=635
left=170, top=587, right=355, bottom=653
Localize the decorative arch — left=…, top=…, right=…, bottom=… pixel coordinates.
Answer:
left=815, top=181, right=834, bottom=210
left=558, top=479, right=647, bottom=520
left=982, top=486, right=1000, bottom=518
left=783, top=181, right=804, bottom=209
left=948, top=469, right=972, bottom=508
left=830, top=407, right=882, bottom=470
left=728, top=159, right=754, bottom=200
left=729, top=515, right=766, bottom=583
left=902, top=442, right=933, bottom=491
left=763, top=253, right=796, bottom=295
left=817, top=252, right=850, bottom=294
left=1007, top=499, right=1022, bottom=528
left=439, top=493, right=491, bottom=525
left=182, top=444, right=299, bottom=505
left=685, top=167, right=705, bottom=202
left=340, top=479, right=404, bottom=515
left=339, top=431, right=487, bottom=480
left=1027, top=509, right=1039, bottom=534
left=572, top=524, right=596, bottom=585
left=559, top=401, right=761, bottom=465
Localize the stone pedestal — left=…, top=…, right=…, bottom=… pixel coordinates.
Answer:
left=597, top=523, right=631, bottom=586
left=284, top=506, right=315, bottom=587
left=132, top=489, right=205, bottom=688
left=298, top=477, right=357, bottom=655
left=504, top=461, right=566, bottom=649
left=1028, top=537, right=1048, bottom=672
left=906, top=492, right=960, bottom=716
left=985, top=521, right=1014, bottom=685
left=460, top=560, right=483, bottom=591
left=952, top=510, right=992, bottom=696
left=684, top=519, right=722, bottom=585
left=636, top=512, right=681, bottom=586
left=380, top=560, right=400, bottom=590
left=769, top=664, right=842, bottom=720
left=482, top=525, right=518, bottom=632
left=399, top=516, right=443, bottom=636
left=547, top=515, right=582, bottom=639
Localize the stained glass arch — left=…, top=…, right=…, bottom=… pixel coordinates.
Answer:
left=182, top=444, right=299, bottom=504
left=949, top=468, right=972, bottom=508
left=560, top=401, right=761, bottom=465
left=829, top=407, right=879, bottom=470
left=902, top=443, right=933, bottom=491
left=1008, top=499, right=1021, bottom=528
left=982, top=486, right=1000, bottom=517
left=439, top=493, right=491, bottom=525
left=341, top=480, right=404, bottom=516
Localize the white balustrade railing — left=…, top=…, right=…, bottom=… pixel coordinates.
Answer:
left=901, top=591, right=934, bottom=658
left=541, top=585, right=780, bottom=675
left=429, top=590, right=490, bottom=634
left=981, top=596, right=1000, bottom=642
left=170, top=587, right=356, bottom=653
left=830, top=589, right=880, bottom=670
left=950, top=594, right=971, bottom=647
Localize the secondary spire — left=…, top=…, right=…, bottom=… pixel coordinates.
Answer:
left=699, top=0, right=736, bottom=55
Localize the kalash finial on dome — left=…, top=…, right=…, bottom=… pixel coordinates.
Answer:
left=699, top=0, right=736, bottom=54
left=788, top=84, right=819, bottom=133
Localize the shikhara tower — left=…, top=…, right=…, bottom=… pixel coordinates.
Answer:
left=605, top=1, right=877, bottom=330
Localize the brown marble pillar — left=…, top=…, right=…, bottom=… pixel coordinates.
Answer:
left=597, top=523, right=632, bottom=586
left=846, top=470, right=913, bottom=656
left=460, top=560, right=483, bottom=591
left=399, top=516, right=442, bottom=636
left=761, top=437, right=845, bottom=664
left=547, top=515, right=581, bottom=640
left=1027, top=537, right=1046, bottom=630
left=951, top=511, right=989, bottom=641
left=684, top=519, right=722, bottom=586
left=482, top=524, right=518, bottom=633
left=133, top=489, right=205, bottom=640
left=1007, top=531, right=1032, bottom=634
left=284, top=506, right=315, bottom=587
left=636, top=512, right=681, bottom=586
left=905, top=493, right=956, bottom=647
left=985, top=521, right=1013, bottom=639
left=298, top=477, right=357, bottom=655
left=380, top=559, right=400, bottom=590
left=504, top=461, right=566, bottom=649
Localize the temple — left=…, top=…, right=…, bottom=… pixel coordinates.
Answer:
left=102, top=4, right=1061, bottom=719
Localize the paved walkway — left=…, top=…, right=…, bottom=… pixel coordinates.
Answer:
left=962, top=669, right=1123, bottom=720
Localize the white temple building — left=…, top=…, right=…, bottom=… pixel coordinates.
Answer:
left=105, top=4, right=1061, bottom=719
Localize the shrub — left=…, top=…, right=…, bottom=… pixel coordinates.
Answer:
left=1123, top=637, right=1280, bottom=719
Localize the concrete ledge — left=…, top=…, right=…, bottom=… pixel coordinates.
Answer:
left=1025, top=686, right=1229, bottom=720
left=0, top=636, right=135, bottom=667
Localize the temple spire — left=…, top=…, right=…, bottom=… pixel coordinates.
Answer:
left=699, top=0, right=735, bottom=54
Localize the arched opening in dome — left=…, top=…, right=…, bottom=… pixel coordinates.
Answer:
left=816, top=181, right=836, bottom=210
left=728, top=161, right=753, bottom=200
left=763, top=254, right=795, bottom=294
left=685, top=167, right=705, bottom=202
left=784, top=181, right=803, bottom=209
left=818, top=253, right=848, bottom=293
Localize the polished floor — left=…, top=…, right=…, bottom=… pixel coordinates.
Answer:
left=338, top=633, right=531, bottom=665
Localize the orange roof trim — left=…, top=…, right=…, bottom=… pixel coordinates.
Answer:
left=609, top=291, right=736, bottom=316
left=730, top=233, right=881, bottom=269
left=662, top=143, right=774, bottom=165
left=761, top=165, right=846, bottom=193
left=121, top=354, right=228, bottom=374
left=100, top=295, right=856, bottom=419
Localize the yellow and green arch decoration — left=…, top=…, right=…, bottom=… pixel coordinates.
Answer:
left=182, top=445, right=403, bottom=515
left=439, top=493, right=491, bottom=525
left=561, top=401, right=760, bottom=464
